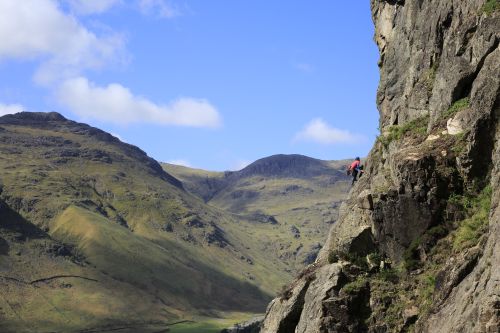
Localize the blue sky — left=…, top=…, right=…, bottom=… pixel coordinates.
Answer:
left=0, top=0, right=380, bottom=171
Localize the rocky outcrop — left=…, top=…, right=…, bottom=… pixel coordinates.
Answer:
left=261, top=1, right=499, bottom=332
left=261, top=267, right=317, bottom=333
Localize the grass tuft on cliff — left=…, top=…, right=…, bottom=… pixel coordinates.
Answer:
left=442, top=97, right=470, bottom=119
left=341, top=276, right=368, bottom=295
left=482, top=0, right=500, bottom=15
left=422, top=61, right=439, bottom=93
left=378, top=115, right=429, bottom=147
left=452, top=185, right=492, bottom=251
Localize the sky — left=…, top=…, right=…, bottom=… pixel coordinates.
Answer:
left=0, top=0, right=380, bottom=171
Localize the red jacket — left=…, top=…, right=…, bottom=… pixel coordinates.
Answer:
left=349, top=160, right=360, bottom=170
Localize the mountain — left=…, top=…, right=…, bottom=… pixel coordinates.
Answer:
left=230, top=154, right=347, bottom=180
left=0, top=112, right=291, bottom=332
left=163, top=155, right=351, bottom=269
left=0, top=112, right=352, bottom=332
left=261, top=1, right=500, bottom=332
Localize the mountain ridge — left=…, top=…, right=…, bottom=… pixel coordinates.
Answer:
left=0, top=112, right=351, bottom=332
left=230, top=154, right=347, bottom=180
left=0, top=111, right=183, bottom=188
left=163, top=155, right=350, bottom=270
left=163, top=154, right=350, bottom=203
left=0, top=112, right=278, bottom=332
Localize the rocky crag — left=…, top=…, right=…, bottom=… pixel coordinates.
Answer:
left=261, top=0, right=499, bottom=332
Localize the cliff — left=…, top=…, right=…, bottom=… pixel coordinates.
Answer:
left=261, top=0, right=499, bottom=332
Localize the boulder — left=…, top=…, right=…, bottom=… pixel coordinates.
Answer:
left=447, top=116, right=464, bottom=135
left=357, top=190, right=374, bottom=210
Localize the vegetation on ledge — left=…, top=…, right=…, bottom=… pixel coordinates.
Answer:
left=378, top=115, right=429, bottom=147
left=442, top=97, right=470, bottom=119
left=482, top=0, right=500, bottom=15
left=451, top=185, right=492, bottom=251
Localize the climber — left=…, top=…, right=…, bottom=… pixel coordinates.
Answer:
left=347, top=157, right=364, bottom=185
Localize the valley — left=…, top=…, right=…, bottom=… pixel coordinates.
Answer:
left=0, top=112, right=350, bottom=332
left=163, top=154, right=350, bottom=270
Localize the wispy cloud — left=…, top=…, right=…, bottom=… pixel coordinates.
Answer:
left=67, top=0, right=182, bottom=18
left=0, top=103, right=24, bottom=116
left=65, top=0, right=122, bottom=15
left=167, top=159, right=192, bottom=167
left=294, top=118, right=364, bottom=145
left=0, top=0, right=126, bottom=85
left=292, top=62, right=315, bottom=74
left=139, top=0, right=182, bottom=18
left=231, top=159, right=251, bottom=171
left=56, top=77, right=222, bottom=128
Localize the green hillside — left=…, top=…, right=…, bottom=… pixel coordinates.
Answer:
left=0, top=112, right=285, bottom=332
left=0, top=112, right=350, bottom=332
left=163, top=155, right=351, bottom=271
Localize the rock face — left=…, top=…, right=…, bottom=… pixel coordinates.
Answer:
left=261, top=1, right=499, bottom=332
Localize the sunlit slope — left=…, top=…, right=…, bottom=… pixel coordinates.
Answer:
left=0, top=112, right=292, bottom=331
left=51, top=206, right=270, bottom=311
left=164, top=155, right=351, bottom=271
left=0, top=201, right=174, bottom=333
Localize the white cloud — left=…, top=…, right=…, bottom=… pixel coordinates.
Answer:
left=66, top=0, right=181, bottom=17
left=0, top=0, right=125, bottom=85
left=139, top=0, right=181, bottom=18
left=0, top=103, right=24, bottom=116
left=167, top=159, right=192, bottom=167
left=56, top=77, right=222, bottom=128
left=294, top=118, right=363, bottom=145
left=65, top=0, right=121, bottom=15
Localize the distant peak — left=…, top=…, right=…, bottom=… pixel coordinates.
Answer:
left=0, top=111, right=67, bottom=124
left=252, top=154, right=321, bottom=164
left=233, top=154, right=333, bottom=179
left=242, top=154, right=325, bottom=170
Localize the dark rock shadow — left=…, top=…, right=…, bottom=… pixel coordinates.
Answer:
left=0, top=236, right=8, bottom=255
left=0, top=200, right=48, bottom=240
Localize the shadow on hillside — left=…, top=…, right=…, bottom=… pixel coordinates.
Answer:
left=120, top=236, right=273, bottom=313
left=0, top=236, right=8, bottom=255
left=175, top=258, right=273, bottom=313
left=0, top=256, right=271, bottom=332
left=0, top=200, right=48, bottom=240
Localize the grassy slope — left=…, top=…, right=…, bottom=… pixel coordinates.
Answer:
left=162, top=163, right=226, bottom=202
left=0, top=114, right=289, bottom=331
left=163, top=157, right=351, bottom=272
left=0, top=203, right=170, bottom=332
